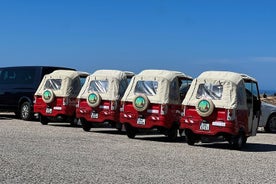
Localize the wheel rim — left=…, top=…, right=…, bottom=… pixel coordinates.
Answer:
left=21, top=104, right=29, bottom=118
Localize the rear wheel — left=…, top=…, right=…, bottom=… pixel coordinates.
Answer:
left=167, top=124, right=178, bottom=141
left=40, top=115, right=49, bottom=125
left=20, top=101, right=33, bottom=121
left=229, top=132, right=247, bottom=150
left=125, top=124, right=137, bottom=139
left=81, top=119, right=91, bottom=132
left=264, top=114, right=276, bottom=133
left=185, top=129, right=196, bottom=145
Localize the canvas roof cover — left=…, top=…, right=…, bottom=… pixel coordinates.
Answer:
left=77, top=70, right=129, bottom=100
left=35, top=70, right=84, bottom=97
left=122, top=69, right=192, bottom=104
left=182, top=71, right=251, bottom=109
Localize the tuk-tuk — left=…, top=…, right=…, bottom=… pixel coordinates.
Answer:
left=34, top=70, right=89, bottom=126
left=180, top=71, right=261, bottom=149
left=120, top=69, right=193, bottom=140
left=76, top=70, right=134, bottom=132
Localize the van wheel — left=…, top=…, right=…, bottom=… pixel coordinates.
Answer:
left=125, top=124, right=137, bottom=139
left=81, top=119, right=91, bottom=132
left=20, top=102, right=32, bottom=121
left=264, top=114, right=276, bottom=133
left=229, top=132, right=247, bottom=150
left=185, top=129, right=196, bottom=145
left=40, top=115, right=49, bottom=125
left=167, top=125, right=178, bottom=141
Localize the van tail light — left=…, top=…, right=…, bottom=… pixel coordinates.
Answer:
left=160, top=104, right=168, bottom=115
left=120, top=102, right=125, bottom=112
left=33, top=96, right=37, bottom=104
left=227, top=109, right=236, bottom=121
left=63, top=97, right=69, bottom=106
left=111, top=101, right=117, bottom=110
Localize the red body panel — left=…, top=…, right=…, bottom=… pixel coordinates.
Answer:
left=180, top=106, right=249, bottom=136
left=34, top=96, right=77, bottom=117
left=76, top=99, right=120, bottom=123
left=120, top=102, right=181, bottom=129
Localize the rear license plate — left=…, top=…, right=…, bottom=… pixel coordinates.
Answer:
left=200, top=122, right=209, bottom=131
left=46, top=108, right=52, bottom=114
left=137, top=118, right=145, bottom=125
left=91, top=112, right=98, bottom=119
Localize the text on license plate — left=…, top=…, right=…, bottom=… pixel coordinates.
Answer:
left=137, top=118, right=145, bottom=125
left=200, top=122, right=209, bottom=131
left=91, top=112, right=98, bottom=119
left=46, top=108, right=52, bottom=114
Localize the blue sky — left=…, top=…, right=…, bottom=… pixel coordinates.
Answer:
left=0, top=0, right=276, bottom=91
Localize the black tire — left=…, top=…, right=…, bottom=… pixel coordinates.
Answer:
left=229, top=132, right=247, bottom=150
left=167, top=124, right=178, bottom=141
left=264, top=114, right=276, bottom=133
left=185, top=129, right=196, bottom=145
left=20, top=101, right=33, bottom=121
left=125, top=124, right=137, bottom=139
left=40, top=115, right=49, bottom=125
left=81, top=119, right=91, bottom=132
left=68, top=117, right=78, bottom=127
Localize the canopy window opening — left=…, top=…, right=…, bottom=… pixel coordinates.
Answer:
left=89, top=80, right=109, bottom=93
left=196, top=83, right=223, bottom=100
left=134, top=80, right=158, bottom=96
left=44, top=79, right=62, bottom=90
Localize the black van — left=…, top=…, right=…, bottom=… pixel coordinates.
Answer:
left=0, top=66, right=75, bottom=120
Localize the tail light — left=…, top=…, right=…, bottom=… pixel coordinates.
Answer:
left=63, top=97, right=69, bottom=106
left=227, top=109, right=236, bottom=121
left=111, top=101, right=117, bottom=110
left=160, top=104, right=168, bottom=115
left=120, top=102, right=125, bottom=112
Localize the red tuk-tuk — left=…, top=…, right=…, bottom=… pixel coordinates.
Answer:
left=120, top=69, right=192, bottom=140
left=180, top=71, right=261, bottom=149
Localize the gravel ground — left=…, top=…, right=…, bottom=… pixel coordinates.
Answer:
left=1, top=114, right=276, bottom=184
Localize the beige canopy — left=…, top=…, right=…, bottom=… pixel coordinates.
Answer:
left=35, top=70, right=87, bottom=97
left=122, top=69, right=192, bottom=104
left=77, top=70, right=130, bottom=101
left=182, top=71, right=249, bottom=109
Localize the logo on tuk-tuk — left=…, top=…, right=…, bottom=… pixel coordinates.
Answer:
left=134, top=96, right=146, bottom=109
left=88, top=93, right=97, bottom=104
left=43, top=90, right=52, bottom=100
left=198, top=99, right=210, bottom=113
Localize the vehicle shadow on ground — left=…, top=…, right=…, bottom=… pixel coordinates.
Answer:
left=135, top=136, right=186, bottom=143
left=90, top=129, right=126, bottom=135
left=48, top=123, right=81, bottom=128
left=197, top=142, right=276, bottom=152
left=0, top=114, right=16, bottom=120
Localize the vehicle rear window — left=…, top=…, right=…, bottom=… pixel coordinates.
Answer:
left=134, top=80, right=158, bottom=96
left=44, top=79, right=62, bottom=90
left=89, top=80, right=109, bottom=93
left=196, top=83, right=223, bottom=100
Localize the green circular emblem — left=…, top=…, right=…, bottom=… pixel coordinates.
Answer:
left=43, top=90, right=52, bottom=100
left=88, top=93, right=97, bottom=104
left=198, top=100, right=210, bottom=113
left=135, top=96, right=146, bottom=109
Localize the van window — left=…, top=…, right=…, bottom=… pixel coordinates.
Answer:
left=89, top=80, right=109, bottom=93
left=0, top=68, right=35, bottom=85
left=196, top=83, right=223, bottom=100
left=44, top=79, right=62, bottom=90
left=134, top=80, right=158, bottom=96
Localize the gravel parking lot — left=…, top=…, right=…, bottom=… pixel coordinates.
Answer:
left=1, top=113, right=276, bottom=184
